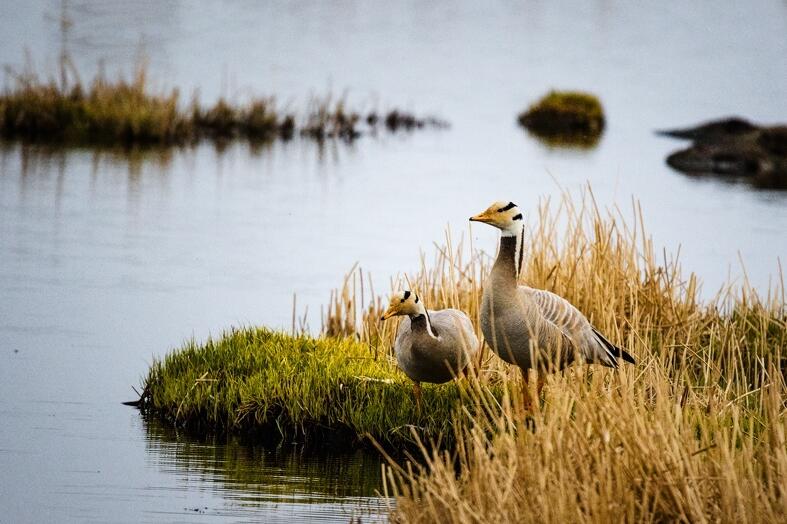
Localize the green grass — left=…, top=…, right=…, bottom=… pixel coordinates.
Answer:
left=141, top=327, right=483, bottom=449
left=517, top=90, right=605, bottom=147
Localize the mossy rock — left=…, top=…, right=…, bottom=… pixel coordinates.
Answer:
left=518, top=90, right=605, bottom=147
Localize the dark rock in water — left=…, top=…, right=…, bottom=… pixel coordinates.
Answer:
left=657, top=117, right=758, bottom=141
left=659, top=117, right=787, bottom=189
left=757, top=126, right=787, bottom=156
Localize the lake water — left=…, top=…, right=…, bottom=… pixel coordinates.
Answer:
left=1, top=1, right=786, bottom=522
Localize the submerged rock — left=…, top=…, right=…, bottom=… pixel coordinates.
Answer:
left=659, top=117, right=787, bottom=189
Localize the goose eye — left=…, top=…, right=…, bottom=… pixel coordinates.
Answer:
left=400, top=299, right=405, bottom=303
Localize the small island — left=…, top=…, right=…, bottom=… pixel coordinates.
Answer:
left=135, top=327, right=480, bottom=449
left=517, top=90, right=605, bottom=147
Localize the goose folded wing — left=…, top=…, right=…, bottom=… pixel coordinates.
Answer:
left=518, top=287, right=617, bottom=366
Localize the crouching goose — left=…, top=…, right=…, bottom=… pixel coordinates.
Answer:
left=470, top=201, right=635, bottom=409
left=381, top=291, right=479, bottom=406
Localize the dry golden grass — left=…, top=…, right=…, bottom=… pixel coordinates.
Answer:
left=325, top=187, right=786, bottom=523
left=386, top=368, right=785, bottom=523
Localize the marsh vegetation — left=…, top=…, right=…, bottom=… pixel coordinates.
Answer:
left=379, top=191, right=786, bottom=523
left=0, top=60, right=446, bottom=147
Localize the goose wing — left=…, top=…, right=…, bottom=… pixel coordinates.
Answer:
left=518, top=286, right=620, bottom=366
left=431, top=309, right=479, bottom=356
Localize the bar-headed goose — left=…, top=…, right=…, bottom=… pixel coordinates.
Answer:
left=381, top=291, right=479, bottom=406
left=470, top=200, right=635, bottom=408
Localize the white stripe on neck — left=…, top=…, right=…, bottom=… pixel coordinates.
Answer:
left=413, top=303, right=438, bottom=338
left=423, top=312, right=438, bottom=338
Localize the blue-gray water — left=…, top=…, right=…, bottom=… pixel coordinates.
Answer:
left=1, top=1, right=786, bottom=522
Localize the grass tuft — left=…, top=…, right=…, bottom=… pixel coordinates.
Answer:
left=141, top=327, right=489, bottom=449
left=518, top=90, right=606, bottom=147
left=0, top=65, right=189, bottom=145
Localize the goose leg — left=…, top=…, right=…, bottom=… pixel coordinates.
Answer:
left=412, top=381, right=423, bottom=411
left=476, top=340, right=486, bottom=373
left=520, top=368, right=533, bottom=411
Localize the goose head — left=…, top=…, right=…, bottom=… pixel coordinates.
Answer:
left=381, top=291, right=424, bottom=320
left=469, top=200, right=524, bottom=236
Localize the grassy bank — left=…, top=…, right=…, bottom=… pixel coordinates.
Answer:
left=140, top=328, right=487, bottom=449
left=0, top=63, right=445, bottom=146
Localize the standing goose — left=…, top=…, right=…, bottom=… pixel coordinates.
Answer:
left=470, top=201, right=635, bottom=408
left=381, top=291, right=479, bottom=406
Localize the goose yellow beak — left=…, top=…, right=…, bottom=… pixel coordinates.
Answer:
left=381, top=306, right=397, bottom=321
left=469, top=211, right=493, bottom=223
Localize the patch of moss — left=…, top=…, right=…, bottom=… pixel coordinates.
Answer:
left=518, top=90, right=605, bottom=147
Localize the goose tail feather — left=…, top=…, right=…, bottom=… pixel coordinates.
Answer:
left=592, top=328, right=636, bottom=366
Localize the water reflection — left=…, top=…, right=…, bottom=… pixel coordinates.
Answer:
left=523, top=128, right=604, bottom=150
left=142, top=416, right=390, bottom=522
left=0, top=137, right=355, bottom=200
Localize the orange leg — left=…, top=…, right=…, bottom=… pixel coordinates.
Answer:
left=520, top=368, right=545, bottom=412
left=412, top=381, right=423, bottom=411
left=520, top=368, right=533, bottom=411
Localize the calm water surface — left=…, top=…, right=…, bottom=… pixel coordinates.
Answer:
left=1, top=1, right=786, bottom=522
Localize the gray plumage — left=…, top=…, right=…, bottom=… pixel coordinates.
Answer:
left=394, top=308, right=478, bottom=384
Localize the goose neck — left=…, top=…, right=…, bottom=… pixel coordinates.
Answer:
left=410, top=310, right=438, bottom=338
left=493, top=225, right=525, bottom=282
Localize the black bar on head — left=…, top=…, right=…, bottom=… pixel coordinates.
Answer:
left=498, top=202, right=517, bottom=212
left=403, top=290, right=411, bottom=300
left=512, top=213, right=523, bottom=220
